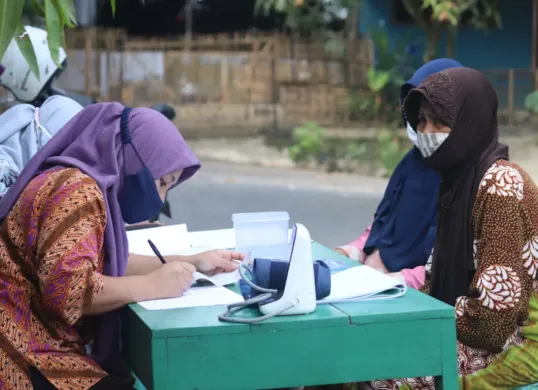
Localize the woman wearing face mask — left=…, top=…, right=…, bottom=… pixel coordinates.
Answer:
left=0, top=95, right=83, bottom=198
left=359, top=67, right=538, bottom=389
left=0, top=103, right=244, bottom=389
left=335, top=59, right=462, bottom=289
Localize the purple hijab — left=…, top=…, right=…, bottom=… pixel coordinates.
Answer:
left=0, top=102, right=201, bottom=376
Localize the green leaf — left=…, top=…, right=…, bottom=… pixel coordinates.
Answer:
left=253, top=0, right=264, bottom=15
left=254, top=0, right=275, bottom=15
left=367, top=68, right=391, bottom=93
left=56, top=0, right=77, bottom=28
left=13, top=23, right=40, bottom=79
left=274, top=0, right=289, bottom=12
left=525, top=91, right=538, bottom=114
left=45, top=0, right=62, bottom=66
left=58, top=22, right=66, bottom=51
left=0, top=0, right=25, bottom=61
left=110, top=0, right=116, bottom=17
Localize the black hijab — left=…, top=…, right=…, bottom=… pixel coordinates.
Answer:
left=403, top=67, right=509, bottom=306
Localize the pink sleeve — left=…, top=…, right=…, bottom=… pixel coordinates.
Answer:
left=335, top=223, right=372, bottom=263
left=398, top=266, right=426, bottom=289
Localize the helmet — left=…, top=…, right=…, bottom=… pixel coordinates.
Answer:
left=0, top=26, right=67, bottom=104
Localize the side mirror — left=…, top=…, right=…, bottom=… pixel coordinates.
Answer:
left=150, top=103, right=176, bottom=121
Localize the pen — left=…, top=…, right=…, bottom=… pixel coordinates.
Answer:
left=148, top=239, right=167, bottom=264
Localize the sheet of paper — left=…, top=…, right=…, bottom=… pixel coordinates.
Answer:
left=138, top=286, right=244, bottom=310
left=320, top=266, right=407, bottom=303
left=193, top=270, right=241, bottom=286
left=187, top=228, right=236, bottom=250
left=127, top=224, right=190, bottom=256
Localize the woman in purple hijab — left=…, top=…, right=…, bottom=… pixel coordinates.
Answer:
left=0, top=102, right=244, bottom=389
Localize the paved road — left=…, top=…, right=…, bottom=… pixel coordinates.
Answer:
left=165, top=162, right=384, bottom=249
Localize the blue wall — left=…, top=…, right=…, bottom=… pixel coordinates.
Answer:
left=359, top=0, right=533, bottom=70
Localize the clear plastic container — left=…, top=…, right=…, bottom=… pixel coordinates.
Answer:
left=232, top=212, right=290, bottom=259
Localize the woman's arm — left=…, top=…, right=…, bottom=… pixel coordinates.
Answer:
left=35, top=175, right=114, bottom=326
left=126, top=253, right=171, bottom=276
left=456, top=168, right=531, bottom=352
left=390, top=266, right=426, bottom=289
left=335, top=222, right=372, bottom=262
left=335, top=158, right=409, bottom=262
left=126, top=250, right=241, bottom=277
left=83, top=260, right=196, bottom=315
left=82, top=274, right=153, bottom=315
left=34, top=172, right=196, bottom=324
left=389, top=249, right=433, bottom=289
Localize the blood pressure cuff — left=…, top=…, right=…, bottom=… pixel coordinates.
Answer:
left=239, top=258, right=331, bottom=301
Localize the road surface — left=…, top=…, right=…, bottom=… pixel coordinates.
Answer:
left=165, top=161, right=384, bottom=249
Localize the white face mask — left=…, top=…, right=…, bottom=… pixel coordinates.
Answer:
left=406, top=122, right=419, bottom=148
left=416, top=131, right=449, bottom=158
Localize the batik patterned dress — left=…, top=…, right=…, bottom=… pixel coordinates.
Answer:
left=0, top=168, right=108, bottom=389
left=355, top=160, right=538, bottom=389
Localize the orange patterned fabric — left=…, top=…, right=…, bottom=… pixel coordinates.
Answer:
left=0, top=168, right=108, bottom=389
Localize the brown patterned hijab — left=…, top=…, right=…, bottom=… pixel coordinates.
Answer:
left=403, top=67, right=509, bottom=306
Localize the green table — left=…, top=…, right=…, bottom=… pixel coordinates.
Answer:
left=122, top=242, right=458, bottom=390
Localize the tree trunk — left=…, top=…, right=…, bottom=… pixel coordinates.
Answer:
left=423, top=26, right=441, bottom=63
left=402, top=0, right=439, bottom=63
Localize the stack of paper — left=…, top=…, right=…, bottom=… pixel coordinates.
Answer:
left=320, top=266, right=407, bottom=303
left=127, top=224, right=245, bottom=311
left=138, top=286, right=244, bottom=311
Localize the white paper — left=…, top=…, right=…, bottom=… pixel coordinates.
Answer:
left=187, top=228, right=236, bottom=250
left=192, top=270, right=241, bottom=286
left=138, top=286, right=244, bottom=310
left=127, top=224, right=190, bottom=256
left=320, top=266, right=407, bottom=303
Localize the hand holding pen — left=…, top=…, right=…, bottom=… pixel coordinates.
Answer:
left=148, top=239, right=244, bottom=276
left=144, top=239, right=195, bottom=299
left=148, top=239, right=167, bottom=264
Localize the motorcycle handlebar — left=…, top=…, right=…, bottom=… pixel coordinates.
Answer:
left=150, top=104, right=176, bottom=121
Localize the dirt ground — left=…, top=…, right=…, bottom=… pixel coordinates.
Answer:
left=501, top=133, right=538, bottom=180
left=186, top=128, right=538, bottom=186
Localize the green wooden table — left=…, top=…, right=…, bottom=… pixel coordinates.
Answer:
left=122, top=242, right=458, bottom=390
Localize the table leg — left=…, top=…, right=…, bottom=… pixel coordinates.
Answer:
left=435, top=318, right=458, bottom=390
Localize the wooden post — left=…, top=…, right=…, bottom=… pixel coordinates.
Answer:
left=118, top=32, right=125, bottom=103
left=184, top=0, right=192, bottom=55
left=94, top=29, right=101, bottom=101
left=220, top=58, right=229, bottom=104
left=508, top=68, right=515, bottom=126
left=84, top=28, right=92, bottom=98
left=104, top=31, right=114, bottom=100
left=271, top=53, right=278, bottom=133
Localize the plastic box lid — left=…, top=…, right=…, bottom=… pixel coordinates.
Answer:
left=232, top=211, right=290, bottom=224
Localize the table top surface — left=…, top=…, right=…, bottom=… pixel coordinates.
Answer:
left=128, top=236, right=455, bottom=339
